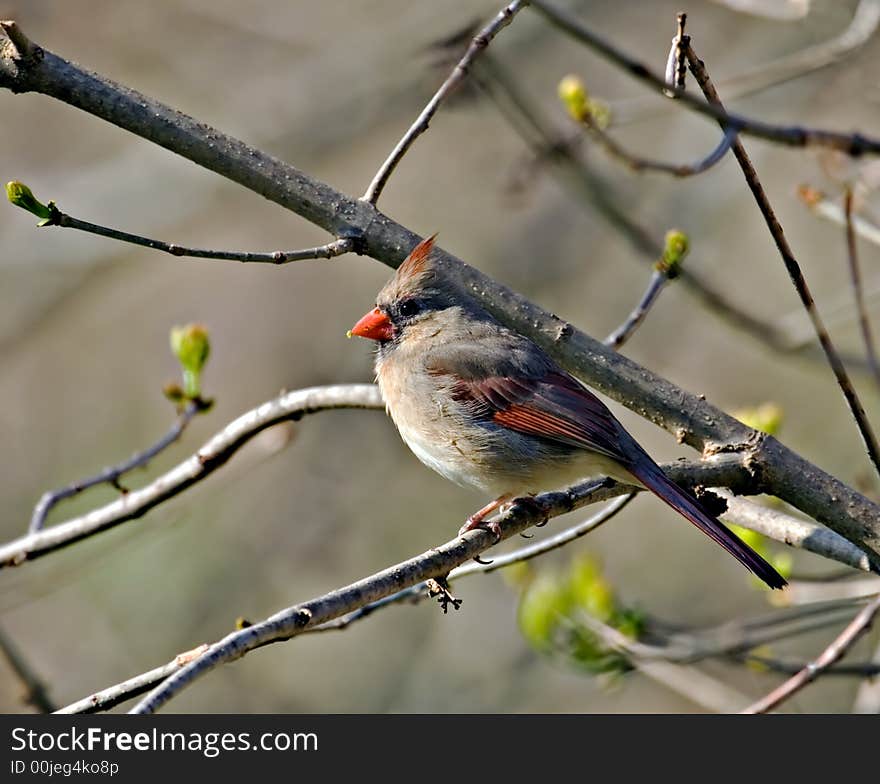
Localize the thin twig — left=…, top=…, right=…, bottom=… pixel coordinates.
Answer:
left=0, top=385, right=384, bottom=567
left=612, top=0, right=880, bottom=126
left=529, top=0, right=880, bottom=156
left=844, top=187, right=880, bottom=388
left=314, top=491, right=635, bottom=633
left=361, top=0, right=527, bottom=204
left=124, top=477, right=650, bottom=713
left=580, top=119, right=737, bottom=178
left=0, top=625, right=55, bottom=713
left=605, top=267, right=678, bottom=351
left=778, top=576, right=880, bottom=605
left=316, top=494, right=867, bottom=634
left=453, top=492, right=635, bottom=577
left=54, top=644, right=208, bottom=715
left=476, top=57, right=859, bottom=368
left=45, top=208, right=355, bottom=264
left=1, top=23, right=878, bottom=556
left=683, top=43, right=880, bottom=482
left=741, top=593, right=880, bottom=713
left=799, top=184, right=880, bottom=248
left=741, top=653, right=880, bottom=678
left=59, top=509, right=859, bottom=713
left=774, top=272, right=880, bottom=352
left=30, top=400, right=200, bottom=533
left=852, top=638, right=880, bottom=713
left=560, top=600, right=869, bottom=672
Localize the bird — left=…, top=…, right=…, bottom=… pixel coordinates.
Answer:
left=349, top=235, right=787, bottom=589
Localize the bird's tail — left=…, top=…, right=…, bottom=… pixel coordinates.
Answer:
left=626, top=455, right=787, bottom=590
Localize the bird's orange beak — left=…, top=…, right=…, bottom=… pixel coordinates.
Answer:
left=348, top=307, right=394, bottom=341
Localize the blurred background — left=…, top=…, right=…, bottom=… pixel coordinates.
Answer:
left=1, top=0, right=878, bottom=713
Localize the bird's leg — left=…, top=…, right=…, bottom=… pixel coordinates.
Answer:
left=512, top=494, right=549, bottom=527
left=459, top=493, right=513, bottom=541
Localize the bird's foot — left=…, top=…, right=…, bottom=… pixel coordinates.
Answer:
left=458, top=494, right=513, bottom=543
left=513, top=494, right=549, bottom=527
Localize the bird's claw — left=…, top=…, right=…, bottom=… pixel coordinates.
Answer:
left=458, top=516, right=502, bottom=543
left=514, top=495, right=549, bottom=527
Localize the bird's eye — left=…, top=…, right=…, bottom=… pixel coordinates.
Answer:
left=398, top=299, right=420, bottom=318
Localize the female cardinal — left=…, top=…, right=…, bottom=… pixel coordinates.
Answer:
left=350, top=236, right=786, bottom=589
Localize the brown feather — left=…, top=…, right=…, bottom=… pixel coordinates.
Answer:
left=396, top=234, right=438, bottom=281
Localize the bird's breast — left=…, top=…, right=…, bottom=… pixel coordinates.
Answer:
left=375, top=348, right=628, bottom=496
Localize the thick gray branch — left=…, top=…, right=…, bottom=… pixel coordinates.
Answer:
left=1, top=26, right=878, bottom=563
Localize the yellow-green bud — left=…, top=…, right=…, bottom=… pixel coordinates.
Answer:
left=659, top=229, right=689, bottom=277
left=6, top=180, right=53, bottom=221
left=518, top=574, right=568, bottom=649
left=170, top=323, right=211, bottom=399
left=567, top=555, right=615, bottom=622
left=558, top=74, right=590, bottom=122
left=733, top=402, right=784, bottom=436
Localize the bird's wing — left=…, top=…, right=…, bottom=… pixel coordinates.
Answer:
left=426, top=341, right=787, bottom=589
left=428, top=342, right=632, bottom=463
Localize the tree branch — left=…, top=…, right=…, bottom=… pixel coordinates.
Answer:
left=30, top=399, right=201, bottom=533
left=0, top=385, right=383, bottom=567
left=361, top=0, right=527, bottom=205
left=475, top=56, right=869, bottom=369
left=528, top=1, right=880, bottom=156
left=0, top=625, right=55, bottom=713
left=799, top=185, right=880, bottom=248
left=54, top=644, right=208, bottom=715
left=56, top=483, right=868, bottom=713
left=741, top=593, right=880, bottom=713
left=1, top=22, right=878, bottom=564
left=843, top=187, right=880, bottom=388
left=42, top=206, right=356, bottom=264
left=683, top=42, right=880, bottom=482
left=579, top=118, right=737, bottom=178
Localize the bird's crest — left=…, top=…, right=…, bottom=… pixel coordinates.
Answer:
left=396, top=234, right=437, bottom=281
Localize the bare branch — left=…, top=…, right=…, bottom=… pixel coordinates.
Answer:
left=742, top=652, right=880, bottom=678
left=581, top=121, right=737, bottom=178
left=477, top=58, right=868, bottom=370
left=361, top=0, right=527, bottom=205
left=529, top=1, right=880, bottom=156
left=682, top=43, right=880, bottom=481
left=452, top=493, right=635, bottom=577
left=799, top=185, right=880, bottom=247
left=0, top=385, right=383, bottom=567
left=697, top=0, right=880, bottom=105
left=60, top=486, right=865, bottom=713
left=717, top=492, right=873, bottom=574
left=843, top=187, right=880, bottom=388
left=614, top=1, right=880, bottom=126
left=55, top=645, right=208, bottom=715
left=0, top=23, right=877, bottom=562
left=0, top=625, right=55, bottom=713
left=605, top=232, right=687, bottom=350
left=30, top=400, right=201, bottom=533
left=43, top=207, right=356, bottom=264
left=852, top=638, right=880, bottom=712
left=777, top=576, right=880, bottom=605
left=741, top=593, right=880, bottom=713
